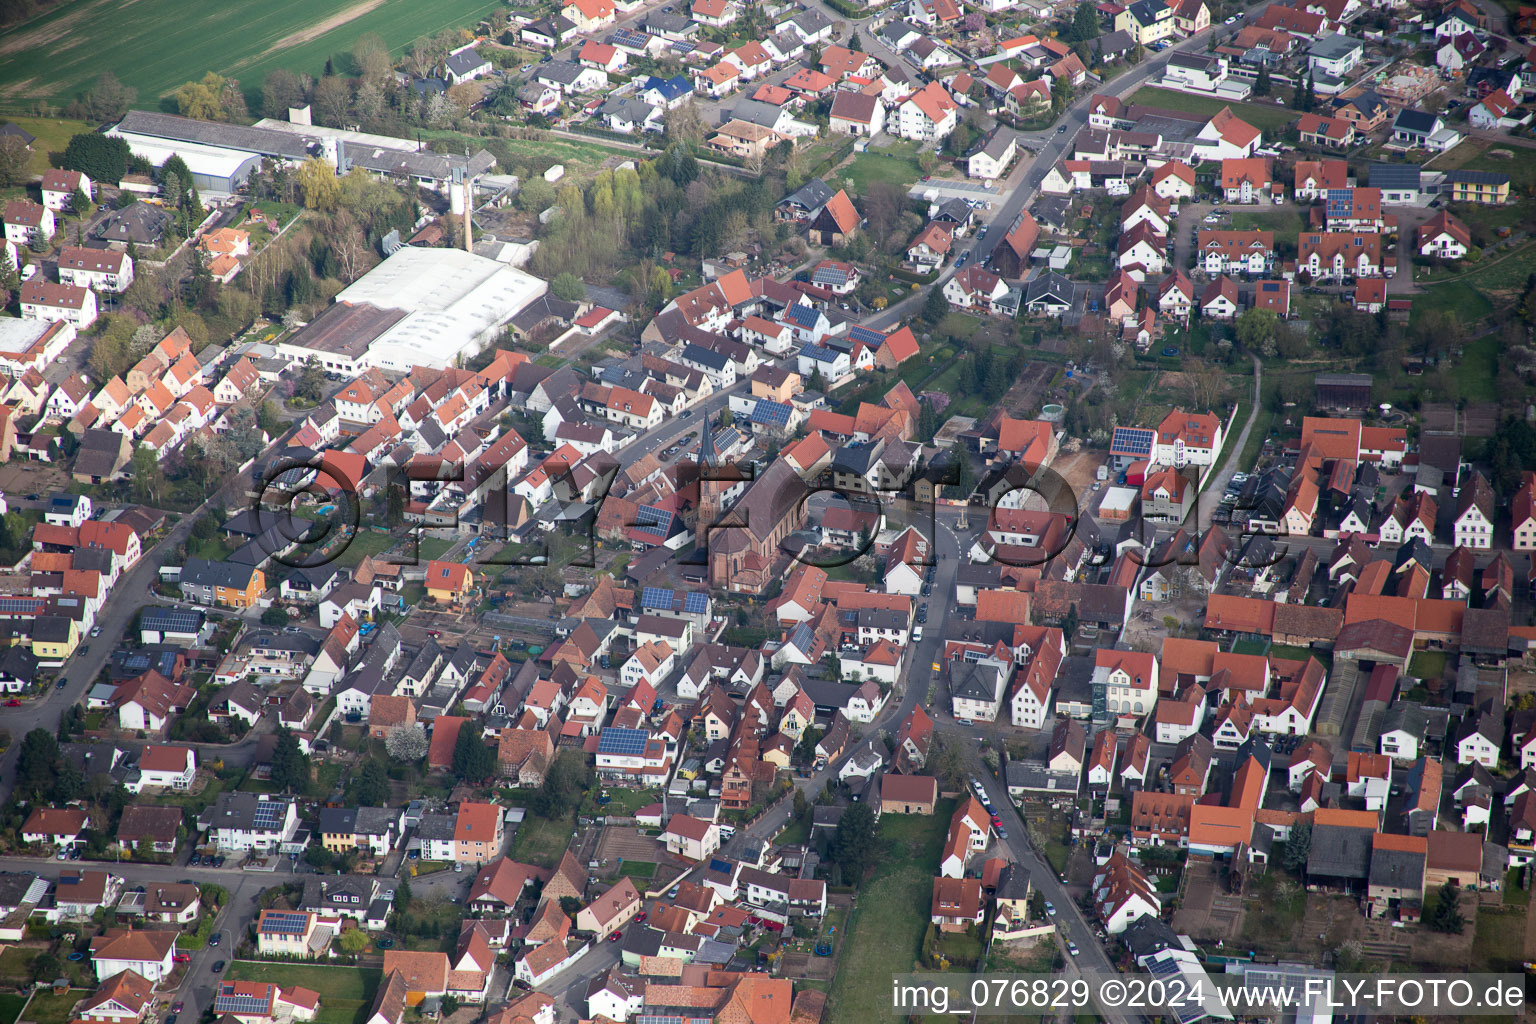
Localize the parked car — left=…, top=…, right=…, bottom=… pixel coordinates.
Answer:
left=1044, top=901, right=1057, bottom=916
left=607, top=931, right=623, bottom=942
left=3, top=699, right=19, bottom=707
left=1067, top=941, right=1080, bottom=956
left=173, top=954, right=191, bottom=963
left=210, top=933, right=222, bottom=947
left=212, top=961, right=226, bottom=973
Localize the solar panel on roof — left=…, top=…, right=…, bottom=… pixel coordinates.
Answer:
left=215, top=991, right=273, bottom=1015
left=261, top=911, right=310, bottom=934
left=683, top=592, right=709, bottom=614
left=642, top=586, right=675, bottom=609
left=1110, top=427, right=1154, bottom=456
left=709, top=858, right=731, bottom=873
left=634, top=506, right=672, bottom=538
left=846, top=324, right=885, bottom=345
left=750, top=400, right=791, bottom=426
left=614, top=28, right=648, bottom=45
left=811, top=265, right=847, bottom=287
left=598, top=727, right=650, bottom=755
left=252, top=802, right=286, bottom=830
left=671, top=40, right=695, bottom=53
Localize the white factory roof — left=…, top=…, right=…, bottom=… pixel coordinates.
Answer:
left=335, top=247, right=547, bottom=371
left=0, top=316, right=59, bottom=355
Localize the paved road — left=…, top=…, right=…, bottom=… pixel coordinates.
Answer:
left=0, top=854, right=299, bottom=1022
left=1205, top=353, right=1263, bottom=499
left=0, top=472, right=254, bottom=799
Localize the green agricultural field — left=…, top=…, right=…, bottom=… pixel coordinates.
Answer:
left=0, top=0, right=503, bottom=109
left=228, top=962, right=380, bottom=1024
left=1126, top=87, right=1297, bottom=134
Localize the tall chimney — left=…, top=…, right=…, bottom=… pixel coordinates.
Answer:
left=463, top=173, right=472, bottom=252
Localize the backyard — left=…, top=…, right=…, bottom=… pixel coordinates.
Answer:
left=12, top=990, right=88, bottom=1024
left=1125, top=87, right=1298, bottom=134
left=508, top=812, right=575, bottom=868
left=227, top=962, right=381, bottom=1024
left=824, top=801, right=953, bottom=1024
left=838, top=141, right=932, bottom=195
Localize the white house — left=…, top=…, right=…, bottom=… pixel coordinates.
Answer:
left=90, top=928, right=178, bottom=984
left=897, top=82, right=957, bottom=142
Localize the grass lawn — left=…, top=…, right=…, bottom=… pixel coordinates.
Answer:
left=18, top=990, right=88, bottom=1024
left=0, top=947, right=33, bottom=984
left=1409, top=650, right=1449, bottom=682
left=617, top=860, right=657, bottom=879
left=1410, top=280, right=1493, bottom=327
left=1471, top=907, right=1526, bottom=972
left=3, top=118, right=94, bottom=177
left=509, top=813, right=575, bottom=868
left=414, top=537, right=455, bottom=563
left=331, top=528, right=398, bottom=569
left=228, top=962, right=380, bottom=1024
left=825, top=800, right=953, bottom=1024
left=1227, top=207, right=1309, bottom=237
left=1126, top=87, right=1297, bottom=134
left=583, top=786, right=662, bottom=817
left=1240, top=874, right=1306, bottom=953
left=468, top=132, right=639, bottom=178
left=1451, top=333, right=1499, bottom=403
left=0, top=0, right=503, bottom=107
left=840, top=141, right=925, bottom=195
left=1504, top=868, right=1530, bottom=905
left=0, top=994, right=25, bottom=1024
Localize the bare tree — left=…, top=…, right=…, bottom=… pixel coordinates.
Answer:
left=330, top=212, right=371, bottom=283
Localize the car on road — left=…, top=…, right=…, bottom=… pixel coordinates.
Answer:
left=978, top=226, right=988, bottom=238
left=213, top=856, right=225, bottom=867
left=608, top=931, right=623, bottom=942
left=956, top=251, right=968, bottom=267
left=1044, top=901, right=1057, bottom=916
left=668, top=885, right=681, bottom=898
left=995, top=826, right=1008, bottom=839
left=1067, top=941, right=1080, bottom=956
left=1055, top=124, right=1067, bottom=133
left=990, top=815, right=1002, bottom=827
left=212, top=961, right=226, bottom=972
left=90, top=626, right=100, bottom=637
left=1224, top=14, right=1238, bottom=22
left=635, top=911, right=648, bottom=922
left=189, top=854, right=201, bottom=866
left=173, top=954, right=191, bottom=963
left=173, top=1003, right=184, bottom=1013
left=210, top=933, right=222, bottom=947
left=57, top=680, right=67, bottom=689
left=3, top=699, right=19, bottom=707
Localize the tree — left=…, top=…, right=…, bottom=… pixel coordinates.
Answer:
left=0, top=134, right=28, bottom=188
left=1279, top=822, right=1311, bottom=873
left=385, top=726, right=429, bottom=762
left=61, top=132, right=131, bottom=184
left=830, top=801, right=878, bottom=884
left=451, top=724, right=496, bottom=782
left=30, top=952, right=61, bottom=984
left=518, top=176, right=557, bottom=213
left=923, top=286, right=949, bottom=325
left=296, top=157, right=342, bottom=211
left=1253, top=64, right=1271, bottom=97
left=87, top=72, right=136, bottom=121
left=262, top=70, right=308, bottom=118
left=175, top=72, right=239, bottom=121
left=531, top=749, right=592, bottom=818
left=395, top=879, right=413, bottom=913
left=1301, top=72, right=1315, bottom=112
left=440, top=997, right=460, bottom=1018
left=16, top=728, right=60, bottom=801
left=1234, top=307, right=1278, bottom=356
left=353, top=759, right=391, bottom=805
left=314, top=76, right=353, bottom=128
left=269, top=727, right=311, bottom=794
left=1070, top=2, right=1100, bottom=41
left=550, top=272, right=585, bottom=301
left=339, top=928, right=371, bottom=953
left=559, top=895, right=582, bottom=917
left=1426, top=882, right=1465, bottom=933
left=352, top=33, right=394, bottom=82
left=305, top=845, right=335, bottom=870
left=260, top=605, right=288, bottom=627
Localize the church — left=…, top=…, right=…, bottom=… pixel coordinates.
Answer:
left=700, top=457, right=809, bottom=594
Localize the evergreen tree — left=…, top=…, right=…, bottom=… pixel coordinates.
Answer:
left=451, top=725, right=496, bottom=782
left=923, top=285, right=949, bottom=324
left=1253, top=65, right=1271, bottom=97
left=269, top=727, right=310, bottom=794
